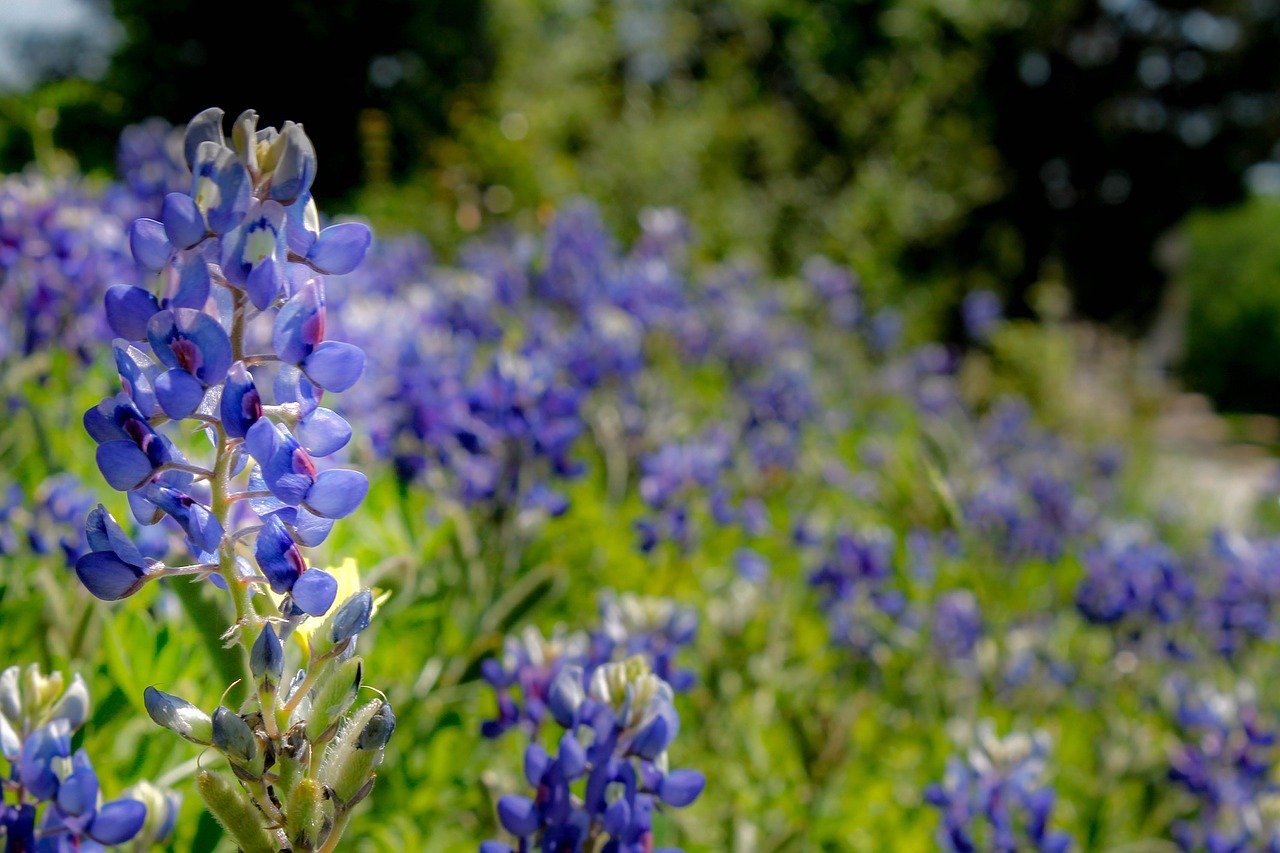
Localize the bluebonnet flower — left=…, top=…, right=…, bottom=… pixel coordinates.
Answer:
left=924, top=722, right=1073, bottom=853
left=594, top=593, right=698, bottom=693
left=70, top=108, right=391, bottom=851
left=0, top=175, right=138, bottom=366
left=116, top=118, right=188, bottom=209
left=1075, top=533, right=1195, bottom=649
left=808, top=528, right=912, bottom=656
left=802, top=255, right=860, bottom=330
left=962, top=289, right=1004, bottom=342
left=484, top=657, right=704, bottom=853
left=1198, top=530, right=1280, bottom=659
left=634, top=431, right=734, bottom=552
left=483, top=592, right=699, bottom=740
left=481, top=625, right=591, bottom=739
left=0, top=665, right=155, bottom=851
left=932, top=590, right=984, bottom=660
left=1166, top=680, right=1280, bottom=851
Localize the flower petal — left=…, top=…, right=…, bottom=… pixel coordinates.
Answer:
left=296, top=407, right=351, bottom=457
left=155, top=368, right=206, bottom=419
left=658, top=769, right=705, bottom=807
left=302, top=341, right=364, bottom=393
left=87, top=799, right=148, bottom=845
left=96, top=441, right=153, bottom=491
left=130, top=218, right=173, bottom=272
left=105, top=285, right=160, bottom=341
left=76, top=551, right=148, bottom=600
left=304, top=469, right=368, bottom=519
left=307, top=222, right=371, bottom=275
left=290, top=568, right=338, bottom=616
left=496, top=795, right=540, bottom=836
left=147, top=308, right=232, bottom=386
left=162, top=192, right=206, bottom=249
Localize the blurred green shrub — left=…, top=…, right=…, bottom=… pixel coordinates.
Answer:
left=388, top=0, right=1021, bottom=295
left=1179, top=198, right=1280, bottom=414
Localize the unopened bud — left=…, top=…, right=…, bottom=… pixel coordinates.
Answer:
left=0, top=666, right=21, bottom=720
left=275, top=726, right=312, bottom=796
left=49, top=674, right=89, bottom=730
left=196, top=770, right=275, bottom=853
left=212, top=707, right=263, bottom=776
left=286, top=777, right=334, bottom=850
left=320, top=699, right=387, bottom=806
left=267, top=122, right=316, bottom=204
left=122, top=781, right=181, bottom=846
left=304, top=658, right=362, bottom=744
left=231, top=109, right=259, bottom=172
left=250, top=623, right=284, bottom=688
left=184, top=108, right=225, bottom=170
left=357, top=701, right=395, bottom=750
left=331, top=590, right=374, bottom=645
left=143, top=687, right=212, bottom=745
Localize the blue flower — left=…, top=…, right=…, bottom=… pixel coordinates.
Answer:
left=273, top=280, right=365, bottom=393
left=254, top=514, right=337, bottom=615
left=76, top=505, right=155, bottom=601
left=221, top=200, right=288, bottom=309
left=244, top=419, right=368, bottom=519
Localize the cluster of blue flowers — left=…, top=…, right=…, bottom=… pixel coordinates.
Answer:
left=925, top=723, right=1073, bottom=852
left=0, top=176, right=137, bottom=367
left=483, top=656, right=705, bottom=853
left=482, top=592, right=698, bottom=739
left=481, top=594, right=701, bottom=850
left=1, top=664, right=177, bottom=851
left=65, top=107, right=394, bottom=851
left=0, top=475, right=94, bottom=568
left=1166, top=680, right=1280, bottom=851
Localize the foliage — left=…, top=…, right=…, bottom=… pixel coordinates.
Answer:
left=1179, top=197, right=1280, bottom=414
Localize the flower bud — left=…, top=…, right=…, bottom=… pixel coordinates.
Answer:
left=23, top=664, right=63, bottom=716
left=547, top=665, right=585, bottom=728
left=0, top=665, right=21, bottom=721
left=231, top=109, right=259, bottom=172
left=49, top=674, right=90, bottom=731
left=212, top=707, right=263, bottom=776
left=275, top=726, right=312, bottom=796
left=356, top=701, right=395, bottom=750
left=304, top=657, right=361, bottom=744
left=331, top=590, right=374, bottom=645
left=196, top=770, right=275, bottom=853
left=320, top=699, right=387, bottom=807
left=122, top=781, right=182, bottom=846
left=286, top=777, right=334, bottom=850
left=267, top=122, right=316, bottom=204
left=143, top=687, right=212, bottom=745
left=250, top=623, right=284, bottom=688
left=183, top=107, right=225, bottom=170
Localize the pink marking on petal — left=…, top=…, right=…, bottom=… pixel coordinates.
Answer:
left=291, top=447, right=318, bottom=479
left=171, top=339, right=204, bottom=375
left=286, top=544, right=307, bottom=577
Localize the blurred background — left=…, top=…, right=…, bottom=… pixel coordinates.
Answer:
left=3, top=0, right=1280, bottom=413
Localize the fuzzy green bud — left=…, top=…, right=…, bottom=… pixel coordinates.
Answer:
left=196, top=770, right=275, bottom=853
left=303, top=657, right=362, bottom=744
left=286, top=777, right=334, bottom=850
left=320, top=699, right=387, bottom=807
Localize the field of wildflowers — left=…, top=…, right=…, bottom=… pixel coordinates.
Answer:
left=3, top=109, right=1280, bottom=851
